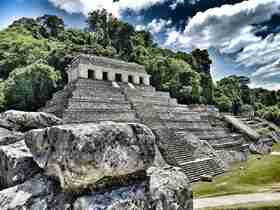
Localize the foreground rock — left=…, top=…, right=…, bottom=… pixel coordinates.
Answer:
left=0, top=121, right=192, bottom=209
left=148, top=166, right=193, bottom=210
left=0, top=140, right=40, bottom=189
left=25, top=122, right=156, bottom=191
left=0, top=175, right=71, bottom=210
left=249, top=138, right=273, bottom=155
left=0, top=166, right=192, bottom=210
left=74, top=166, right=192, bottom=210
left=0, top=110, right=62, bottom=132
left=0, top=127, right=23, bottom=146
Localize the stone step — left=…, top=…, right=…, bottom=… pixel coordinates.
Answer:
left=74, top=79, right=115, bottom=87
left=249, top=122, right=269, bottom=129
left=179, top=158, right=224, bottom=182
left=63, top=110, right=138, bottom=123
left=246, top=120, right=261, bottom=125
left=133, top=104, right=190, bottom=113
left=151, top=105, right=190, bottom=113
left=72, top=89, right=125, bottom=98
left=67, top=99, right=131, bottom=111
left=129, top=96, right=178, bottom=104
left=167, top=146, right=194, bottom=156
left=211, top=140, right=245, bottom=150
left=158, top=112, right=202, bottom=121
left=125, top=89, right=170, bottom=98
left=161, top=143, right=196, bottom=165
left=169, top=127, right=229, bottom=134
left=207, top=136, right=244, bottom=146
left=167, top=152, right=195, bottom=163
left=162, top=121, right=212, bottom=130
left=198, top=133, right=242, bottom=141
left=121, top=84, right=156, bottom=92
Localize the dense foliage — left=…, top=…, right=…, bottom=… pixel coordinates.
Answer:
left=0, top=11, right=215, bottom=111
left=4, top=62, right=60, bottom=111
left=214, top=75, right=280, bottom=125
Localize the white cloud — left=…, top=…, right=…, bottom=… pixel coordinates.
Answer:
left=164, top=0, right=280, bottom=90
left=165, top=0, right=280, bottom=51
left=249, top=81, right=280, bottom=91
left=49, top=0, right=170, bottom=17
left=136, top=18, right=172, bottom=34
left=170, top=0, right=200, bottom=10
left=169, top=0, right=184, bottom=10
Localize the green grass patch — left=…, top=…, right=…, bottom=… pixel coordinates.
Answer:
left=202, top=201, right=280, bottom=210
left=193, top=155, right=280, bottom=198
left=272, top=144, right=280, bottom=152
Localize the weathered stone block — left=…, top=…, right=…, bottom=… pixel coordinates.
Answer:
left=0, top=127, right=23, bottom=146
left=25, top=122, right=156, bottom=192
left=74, top=166, right=193, bottom=210
left=0, top=110, right=62, bottom=132
left=0, top=140, right=40, bottom=189
left=148, top=166, right=193, bottom=210
left=0, top=175, right=71, bottom=210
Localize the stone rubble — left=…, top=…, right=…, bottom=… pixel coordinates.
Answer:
left=0, top=140, right=40, bottom=189
left=0, top=110, right=62, bottom=132
left=0, top=111, right=193, bottom=210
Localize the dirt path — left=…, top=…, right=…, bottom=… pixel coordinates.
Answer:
left=271, top=152, right=280, bottom=156
left=194, top=192, right=280, bottom=209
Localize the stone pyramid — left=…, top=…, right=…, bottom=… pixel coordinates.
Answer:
left=41, top=54, right=249, bottom=182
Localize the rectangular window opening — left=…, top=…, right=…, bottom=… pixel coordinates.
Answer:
left=139, top=77, right=144, bottom=85
left=128, top=75, right=134, bottom=83
left=103, top=72, right=108, bottom=81
left=115, top=73, right=122, bottom=82
left=88, top=69, right=95, bottom=80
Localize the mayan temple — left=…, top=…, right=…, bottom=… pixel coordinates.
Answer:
left=41, top=54, right=251, bottom=182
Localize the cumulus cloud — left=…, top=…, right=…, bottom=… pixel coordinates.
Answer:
left=170, top=0, right=200, bottom=10
left=136, top=18, right=172, bottom=34
left=169, top=0, right=184, bottom=10
left=164, top=0, right=280, bottom=89
left=48, top=0, right=169, bottom=17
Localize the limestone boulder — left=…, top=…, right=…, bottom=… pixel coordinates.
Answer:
left=25, top=122, right=156, bottom=191
left=0, top=175, right=71, bottom=210
left=200, top=174, right=213, bottom=182
left=0, top=110, right=62, bottom=132
left=73, top=166, right=193, bottom=210
left=74, top=182, right=148, bottom=210
left=249, top=138, right=273, bottom=155
left=0, top=140, right=41, bottom=189
left=215, top=150, right=249, bottom=164
left=0, top=127, right=23, bottom=146
left=148, top=166, right=193, bottom=210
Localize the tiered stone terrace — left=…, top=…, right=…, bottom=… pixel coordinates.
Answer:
left=41, top=55, right=249, bottom=182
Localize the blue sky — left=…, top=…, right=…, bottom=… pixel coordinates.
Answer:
left=1, top=0, right=280, bottom=90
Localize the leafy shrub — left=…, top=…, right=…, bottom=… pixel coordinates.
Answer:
left=215, top=95, right=232, bottom=112
left=4, top=62, right=60, bottom=111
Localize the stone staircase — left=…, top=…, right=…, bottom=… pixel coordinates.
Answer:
left=180, top=158, right=224, bottom=182
left=162, top=140, right=224, bottom=182
left=41, top=79, right=138, bottom=123
left=120, top=83, right=227, bottom=181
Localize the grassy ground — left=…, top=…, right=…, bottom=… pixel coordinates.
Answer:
left=202, top=201, right=280, bottom=210
left=272, top=143, right=280, bottom=152
left=193, top=144, right=280, bottom=198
